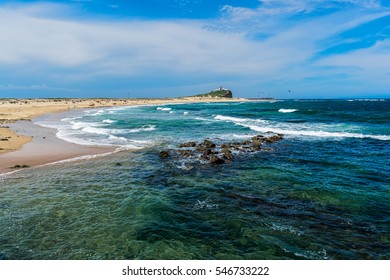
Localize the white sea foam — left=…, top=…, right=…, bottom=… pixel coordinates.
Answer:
left=71, top=121, right=100, bottom=130
left=282, top=247, right=328, bottom=260
left=82, top=126, right=110, bottom=135
left=157, top=107, right=172, bottom=111
left=193, top=199, right=218, bottom=210
left=85, top=109, right=106, bottom=116
left=270, top=223, right=303, bottom=236
left=246, top=124, right=390, bottom=140
left=61, top=116, right=81, bottom=122
left=42, top=152, right=117, bottom=167
left=102, top=119, right=115, bottom=124
left=183, top=112, right=189, bottom=115
left=214, top=115, right=268, bottom=124
left=38, top=115, right=157, bottom=150
left=214, top=114, right=390, bottom=141
left=0, top=169, right=23, bottom=179
left=194, top=117, right=218, bottom=123
left=127, top=125, right=156, bottom=133
left=278, top=109, right=298, bottom=113
left=349, top=99, right=387, bottom=102
left=55, top=128, right=152, bottom=149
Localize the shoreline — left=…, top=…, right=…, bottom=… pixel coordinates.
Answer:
left=0, top=97, right=249, bottom=174
left=0, top=120, right=117, bottom=174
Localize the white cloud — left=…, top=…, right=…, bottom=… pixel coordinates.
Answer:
left=0, top=1, right=389, bottom=97
left=316, top=39, right=390, bottom=82
left=0, top=3, right=298, bottom=78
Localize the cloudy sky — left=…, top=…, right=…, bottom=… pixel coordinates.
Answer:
left=0, top=0, right=389, bottom=98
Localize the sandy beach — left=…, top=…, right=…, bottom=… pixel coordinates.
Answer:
left=0, top=97, right=246, bottom=173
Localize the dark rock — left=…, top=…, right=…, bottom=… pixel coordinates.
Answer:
left=196, top=144, right=206, bottom=152
left=252, top=140, right=262, bottom=151
left=221, top=143, right=231, bottom=149
left=159, top=133, right=283, bottom=165
left=11, top=164, right=30, bottom=169
left=179, top=141, right=197, bottom=148
left=179, top=149, right=192, bottom=157
left=203, top=139, right=216, bottom=148
left=203, top=148, right=213, bottom=156
left=200, top=155, right=210, bottom=161
left=115, top=162, right=122, bottom=166
left=222, top=149, right=233, bottom=160
left=159, top=150, right=170, bottom=158
left=0, top=138, right=8, bottom=141
left=210, top=155, right=225, bottom=164
left=251, top=135, right=265, bottom=141
left=265, top=135, right=284, bottom=143
left=232, top=143, right=241, bottom=150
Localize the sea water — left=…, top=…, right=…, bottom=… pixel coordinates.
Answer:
left=0, top=99, right=389, bottom=259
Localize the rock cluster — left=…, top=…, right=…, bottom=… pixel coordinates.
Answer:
left=10, top=164, right=30, bottom=169
left=159, top=134, right=284, bottom=165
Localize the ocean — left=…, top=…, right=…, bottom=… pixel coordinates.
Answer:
left=0, top=99, right=389, bottom=259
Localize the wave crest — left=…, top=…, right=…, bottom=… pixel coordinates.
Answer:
left=214, top=115, right=390, bottom=141
left=278, top=109, right=298, bottom=113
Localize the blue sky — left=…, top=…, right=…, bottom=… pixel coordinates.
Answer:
left=0, top=0, right=389, bottom=98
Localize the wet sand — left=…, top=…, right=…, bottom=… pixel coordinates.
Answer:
left=0, top=121, right=115, bottom=174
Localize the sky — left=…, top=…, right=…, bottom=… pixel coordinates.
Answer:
left=0, top=0, right=389, bottom=99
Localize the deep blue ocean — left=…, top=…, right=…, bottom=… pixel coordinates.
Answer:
left=1, top=99, right=389, bottom=259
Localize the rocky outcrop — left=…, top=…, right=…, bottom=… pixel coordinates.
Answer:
left=192, top=88, right=233, bottom=98
left=159, top=133, right=284, bottom=166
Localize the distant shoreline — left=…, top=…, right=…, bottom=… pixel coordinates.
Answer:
left=0, top=97, right=250, bottom=174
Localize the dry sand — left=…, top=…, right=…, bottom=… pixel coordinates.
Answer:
left=0, top=97, right=247, bottom=173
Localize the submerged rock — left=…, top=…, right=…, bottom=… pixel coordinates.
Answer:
left=179, top=141, right=197, bottom=148
left=210, top=155, right=225, bottom=165
left=178, top=149, right=193, bottom=157
left=159, top=150, right=170, bottom=158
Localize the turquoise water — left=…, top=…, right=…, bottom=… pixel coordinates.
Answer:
left=1, top=99, right=389, bottom=259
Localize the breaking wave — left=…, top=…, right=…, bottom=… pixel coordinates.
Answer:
left=214, top=115, right=390, bottom=141
left=278, top=109, right=298, bottom=113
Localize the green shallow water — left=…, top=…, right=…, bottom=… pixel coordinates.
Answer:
left=1, top=100, right=389, bottom=259
left=1, top=142, right=389, bottom=260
